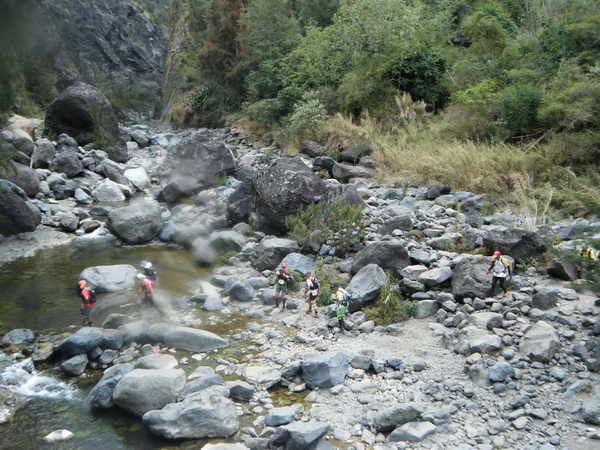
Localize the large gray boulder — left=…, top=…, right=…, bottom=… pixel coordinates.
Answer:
left=59, top=327, right=104, bottom=357
left=583, top=392, right=600, bottom=425
left=207, top=230, right=246, bottom=253
left=331, top=162, right=376, bottom=182
left=142, top=386, right=239, bottom=439
left=460, top=194, right=492, bottom=227
left=92, top=178, right=126, bottom=202
left=78, top=264, right=137, bottom=292
left=89, top=364, right=134, bottom=409
left=388, top=421, right=437, bottom=443
left=31, top=139, right=56, bottom=169
left=45, top=82, right=127, bottom=162
left=376, top=205, right=415, bottom=236
left=96, top=159, right=130, bottom=187
left=346, top=264, right=387, bottom=312
left=351, top=241, right=411, bottom=279
left=481, top=227, right=548, bottom=262
left=223, top=277, right=255, bottom=302
left=250, top=237, right=301, bottom=271
left=163, top=327, right=228, bottom=353
left=280, top=253, right=317, bottom=275
left=113, top=368, right=186, bottom=417
left=0, top=181, right=41, bottom=235
left=0, top=162, right=40, bottom=197
left=1, top=328, right=35, bottom=347
left=271, top=421, right=330, bottom=450
left=546, top=259, right=579, bottom=281
left=226, top=178, right=253, bottom=224
left=124, top=167, right=150, bottom=191
left=299, top=140, right=326, bottom=157
left=107, top=199, right=163, bottom=244
left=60, top=354, right=89, bottom=376
left=49, top=152, right=84, bottom=178
left=519, top=321, right=560, bottom=363
left=160, top=129, right=236, bottom=203
left=302, top=351, right=348, bottom=388
left=373, top=402, right=427, bottom=432
left=250, top=157, right=326, bottom=235
left=451, top=255, right=495, bottom=300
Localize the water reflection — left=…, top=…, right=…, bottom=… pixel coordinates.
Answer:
left=0, top=242, right=208, bottom=334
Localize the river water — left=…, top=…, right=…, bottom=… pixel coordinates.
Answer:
left=0, top=240, right=265, bottom=449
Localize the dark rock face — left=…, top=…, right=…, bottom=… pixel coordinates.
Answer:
left=250, top=157, right=326, bottom=235
left=17, top=0, right=167, bottom=110
left=45, top=82, right=127, bottom=162
left=160, top=130, right=236, bottom=203
left=0, top=181, right=41, bottom=235
left=351, top=241, right=411, bottom=278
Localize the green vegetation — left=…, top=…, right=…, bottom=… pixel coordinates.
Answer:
left=284, top=203, right=322, bottom=251
left=163, top=0, right=600, bottom=213
left=285, top=201, right=364, bottom=256
left=217, top=251, right=239, bottom=265
left=365, top=271, right=415, bottom=325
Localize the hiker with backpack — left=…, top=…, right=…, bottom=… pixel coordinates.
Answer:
left=136, top=273, right=155, bottom=307
left=143, top=261, right=158, bottom=288
left=576, top=246, right=596, bottom=278
left=77, top=279, right=97, bottom=327
left=331, top=283, right=350, bottom=331
left=304, top=272, right=320, bottom=318
left=486, top=250, right=511, bottom=297
left=274, top=263, right=292, bottom=309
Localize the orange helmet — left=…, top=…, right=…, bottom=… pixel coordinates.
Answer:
left=78, top=280, right=87, bottom=289
left=281, top=263, right=287, bottom=268
left=493, top=251, right=501, bottom=257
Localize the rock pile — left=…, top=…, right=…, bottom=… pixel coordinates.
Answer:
left=1, top=110, right=600, bottom=449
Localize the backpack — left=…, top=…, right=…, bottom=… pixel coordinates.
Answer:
left=309, top=277, right=319, bottom=290
left=81, top=287, right=97, bottom=305
left=339, top=288, right=350, bottom=306
left=145, top=267, right=158, bottom=281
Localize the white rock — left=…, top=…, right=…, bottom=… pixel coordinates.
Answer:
left=43, top=429, right=75, bottom=442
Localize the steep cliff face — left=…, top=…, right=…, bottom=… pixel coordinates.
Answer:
left=1, top=0, right=168, bottom=120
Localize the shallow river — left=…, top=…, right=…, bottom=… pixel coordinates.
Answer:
left=0, top=240, right=268, bottom=449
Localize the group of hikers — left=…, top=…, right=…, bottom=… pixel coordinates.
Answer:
left=76, top=262, right=159, bottom=327
left=75, top=244, right=597, bottom=328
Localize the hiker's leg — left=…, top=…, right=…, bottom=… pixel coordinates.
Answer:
left=489, top=276, right=498, bottom=296
left=499, top=277, right=507, bottom=294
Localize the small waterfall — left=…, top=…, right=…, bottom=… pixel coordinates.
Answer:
left=0, top=353, right=76, bottom=399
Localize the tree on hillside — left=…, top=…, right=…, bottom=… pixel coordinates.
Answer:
left=191, top=0, right=246, bottom=125
left=237, top=0, right=301, bottom=101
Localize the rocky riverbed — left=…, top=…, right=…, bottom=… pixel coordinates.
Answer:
left=2, top=100, right=600, bottom=448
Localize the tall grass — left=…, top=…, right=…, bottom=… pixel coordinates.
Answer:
left=319, top=111, right=600, bottom=211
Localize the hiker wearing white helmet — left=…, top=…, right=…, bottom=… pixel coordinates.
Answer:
left=143, top=261, right=158, bottom=288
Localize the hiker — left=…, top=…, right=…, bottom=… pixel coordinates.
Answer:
left=274, top=263, right=292, bottom=309
left=486, top=250, right=511, bottom=297
left=137, top=273, right=155, bottom=306
left=78, top=279, right=96, bottom=327
left=143, top=262, right=158, bottom=288
left=331, top=283, right=350, bottom=331
left=304, top=272, right=320, bottom=318
left=576, top=246, right=596, bottom=278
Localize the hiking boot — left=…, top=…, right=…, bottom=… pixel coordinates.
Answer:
left=282, top=299, right=286, bottom=309
left=275, top=299, right=279, bottom=307
left=305, top=309, right=311, bottom=314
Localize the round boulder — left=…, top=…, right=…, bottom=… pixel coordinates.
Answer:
left=107, top=199, right=163, bottom=244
